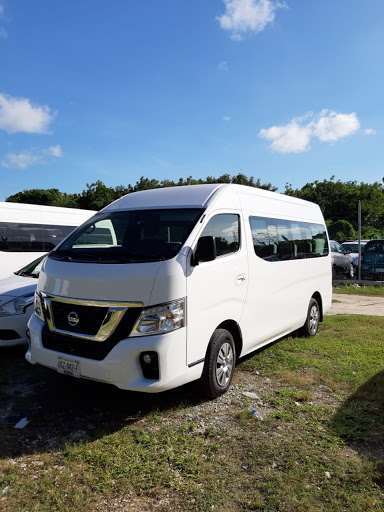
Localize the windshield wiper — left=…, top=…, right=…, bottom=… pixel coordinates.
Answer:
left=51, top=250, right=104, bottom=262
left=50, top=249, right=75, bottom=261
left=15, top=271, right=31, bottom=277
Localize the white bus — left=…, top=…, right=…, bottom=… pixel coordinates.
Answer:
left=27, top=184, right=332, bottom=398
left=0, top=202, right=96, bottom=276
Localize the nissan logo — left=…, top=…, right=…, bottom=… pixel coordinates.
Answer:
left=67, top=311, right=79, bottom=327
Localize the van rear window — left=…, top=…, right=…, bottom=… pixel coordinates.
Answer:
left=249, top=217, right=329, bottom=261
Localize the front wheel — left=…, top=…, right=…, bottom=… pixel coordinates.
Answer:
left=348, top=264, right=355, bottom=279
left=299, top=298, right=320, bottom=337
left=200, top=329, right=236, bottom=399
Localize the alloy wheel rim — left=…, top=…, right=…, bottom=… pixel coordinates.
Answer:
left=309, top=305, right=319, bottom=334
left=216, top=342, right=234, bottom=387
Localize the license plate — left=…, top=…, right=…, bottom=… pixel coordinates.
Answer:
left=57, top=356, right=80, bottom=378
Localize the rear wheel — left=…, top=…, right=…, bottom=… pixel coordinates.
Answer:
left=299, top=298, right=320, bottom=337
left=200, top=329, right=236, bottom=399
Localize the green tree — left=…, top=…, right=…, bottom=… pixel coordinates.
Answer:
left=76, top=181, right=116, bottom=210
left=327, top=220, right=356, bottom=240
left=285, top=177, right=384, bottom=230
left=6, top=188, right=77, bottom=208
left=361, top=226, right=384, bottom=239
left=133, top=177, right=162, bottom=192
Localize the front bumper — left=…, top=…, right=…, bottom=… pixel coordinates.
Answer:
left=26, top=314, right=199, bottom=392
left=0, top=308, right=33, bottom=347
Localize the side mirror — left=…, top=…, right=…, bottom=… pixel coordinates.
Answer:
left=192, top=236, right=217, bottom=266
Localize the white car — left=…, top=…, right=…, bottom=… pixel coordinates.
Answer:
left=0, top=255, right=47, bottom=347
left=341, top=241, right=369, bottom=267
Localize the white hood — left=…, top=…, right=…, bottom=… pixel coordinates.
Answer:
left=0, top=273, right=37, bottom=306
left=38, top=257, right=164, bottom=306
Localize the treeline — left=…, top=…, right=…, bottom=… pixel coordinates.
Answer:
left=5, top=173, right=277, bottom=211
left=286, top=176, right=384, bottom=239
left=5, top=174, right=384, bottom=239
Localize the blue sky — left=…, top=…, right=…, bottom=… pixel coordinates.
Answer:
left=0, top=0, right=383, bottom=201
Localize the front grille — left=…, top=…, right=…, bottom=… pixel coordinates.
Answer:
left=51, top=302, right=108, bottom=335
left=42, top=307, right=142, bottom=360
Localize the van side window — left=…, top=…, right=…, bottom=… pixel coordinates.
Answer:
left=0, top=222, right=76, bottom=252
left=201, top=214, right=240, bottom=257
left=250, top=216, right=328, bottom=261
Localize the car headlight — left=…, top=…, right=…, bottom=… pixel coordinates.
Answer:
left=34, top=291, right=45, bottom=322
left=0, top=294, right=35, bottom=316
left=130, top=298, right=185, bottom=337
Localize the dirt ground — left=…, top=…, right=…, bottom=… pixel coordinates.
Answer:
left=328, top=293, right=384, bottom=316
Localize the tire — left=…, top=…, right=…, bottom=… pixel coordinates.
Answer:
left=332, top=265, right=336, bottom=280
left=299, top=298, right=320, bottom=337
left=348, top=264, right=355, bottom=279
left=200, top=329, right=236, bottom=399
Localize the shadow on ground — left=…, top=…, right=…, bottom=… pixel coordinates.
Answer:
left=331, top=370, right=384, bottom=487
left=0, top=347, right=205, bottom=459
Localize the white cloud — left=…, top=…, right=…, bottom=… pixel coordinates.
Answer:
left=47, top=145, right=63, bottom=157
left=260, top=120, right=312, bottom=153
left=1, top=151, right=41, bottom=170
left=0, top=93, right=56, bottom=134
left=217, top=0, right=285, bottom=40
left=364, top=128, right=376, bottom=135
left=218, top=60, right=229, bottom=72
left=1, top=145, right=63, bottom=170
left=0, top=5, right=4, bottom=15
left=223, top=115, right=231, bottom=121
left=311, top=110, right=360, bottom=142
left=259, top=110, right=361, bottom=153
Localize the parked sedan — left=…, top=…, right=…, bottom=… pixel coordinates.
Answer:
left=0, top=254, right=46, bottom=347
left=361, top=239, right=384, bottom=280
left=341, top=241, right=368, bottom=267
left=330, top=240, right=355, bottom=278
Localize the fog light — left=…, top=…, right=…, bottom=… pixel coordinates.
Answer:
left=139, top=351, right=159, bottom=380
left=143, top=353, right=152, bottom=364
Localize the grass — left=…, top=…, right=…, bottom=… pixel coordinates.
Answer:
left=334, top=284, right=384, bottom=296
left=1, top=316, right=384, bottom=511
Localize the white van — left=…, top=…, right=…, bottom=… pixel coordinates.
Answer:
left=27, top=184, right=332, bottom=398
left=0, top=202, right=96, bottom=276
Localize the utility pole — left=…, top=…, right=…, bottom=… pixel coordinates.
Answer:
left=358, top=200, right=362, bottom=281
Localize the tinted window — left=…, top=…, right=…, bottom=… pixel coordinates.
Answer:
left=200, top=214, right=240, bottom=257
left=365, top=240, right=384, bottom=253
left=0, top=222, right=76, bottom=252
left=342, top=243, right=359, bottom=253
left=50, top=209, right=203, bottom=263
left=331, top=241, right=343, bottom=254
left=250, top=217, right=328, bottom=262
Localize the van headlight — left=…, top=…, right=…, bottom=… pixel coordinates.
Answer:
left=0, top=294, right=35, bottom=316
left=34, top=291, right=45, bottom=322
left=130, top=299, right=185, bottom=337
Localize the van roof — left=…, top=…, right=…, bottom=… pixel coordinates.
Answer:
left=102, top=184, right=225, bottom=211
left=102, top=183, right=321, bottom=219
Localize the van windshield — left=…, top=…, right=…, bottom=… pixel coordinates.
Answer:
left=49, top=209, right=204, bottom=264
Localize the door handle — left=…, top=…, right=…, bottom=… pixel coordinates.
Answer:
left=236, top=274, right=246, bottom=285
